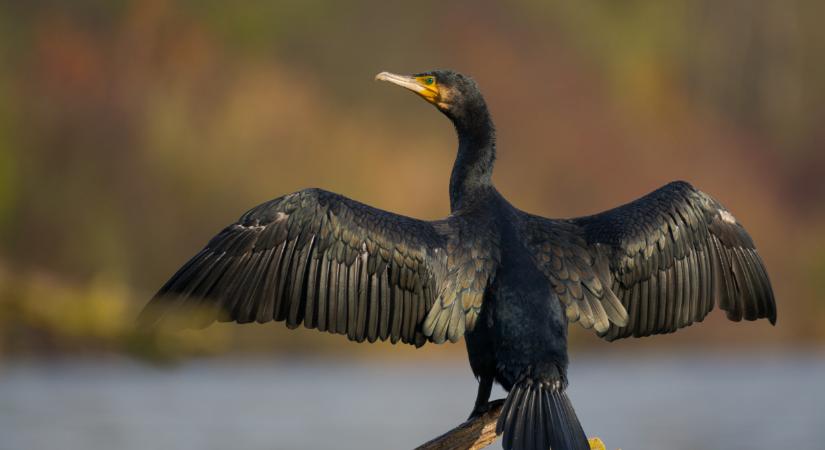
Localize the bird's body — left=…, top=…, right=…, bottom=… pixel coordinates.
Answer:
left=451, top=188, right=570, bottom=390
left=463, top=191, right=584, bottom=450
left=141, top=70, right=776, bottom=450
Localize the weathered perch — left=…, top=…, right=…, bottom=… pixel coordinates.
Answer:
left=414, top=400, right=505, bottom=450
left=413, top=400, right=611, bottom=450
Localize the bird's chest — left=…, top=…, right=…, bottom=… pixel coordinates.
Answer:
left=492, top=247, right=564, bottom=330
left=474, top=241, right=569, bottom=358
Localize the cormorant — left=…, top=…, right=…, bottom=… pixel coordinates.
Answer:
left=140, top=70, right=777, bottom=450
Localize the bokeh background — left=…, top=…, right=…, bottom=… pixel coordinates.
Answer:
left=1, top=1, right=824, bottom=449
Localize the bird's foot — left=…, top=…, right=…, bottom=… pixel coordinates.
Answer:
left=466, top=402, right=491, bottom=420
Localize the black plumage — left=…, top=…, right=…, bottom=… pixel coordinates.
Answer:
left=140, top=69, right=777, bottom=450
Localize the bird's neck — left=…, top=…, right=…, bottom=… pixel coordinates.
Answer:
left=449, top=107, right=496, bottom=211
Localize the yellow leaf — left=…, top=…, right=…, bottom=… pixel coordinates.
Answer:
left=588, top=437, right=607, bottom=450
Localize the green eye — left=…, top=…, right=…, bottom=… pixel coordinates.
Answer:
left=425, top=77, right=434, bottom=85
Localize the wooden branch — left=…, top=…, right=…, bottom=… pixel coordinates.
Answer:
left=414, top=399, right=505, bottom=450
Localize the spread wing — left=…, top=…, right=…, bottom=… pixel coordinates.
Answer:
left=140, top=188, right=491, bottom=346
left=522, top=181, right=776, bottom=340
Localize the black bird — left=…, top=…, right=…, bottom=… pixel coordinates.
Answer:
left=140, top=70, right=777, bottom=450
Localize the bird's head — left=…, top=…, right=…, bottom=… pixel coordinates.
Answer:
left=375, top=69, right=488, bottom=124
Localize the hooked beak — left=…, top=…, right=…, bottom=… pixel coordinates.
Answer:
left=375, top=71, right=438, bottom=103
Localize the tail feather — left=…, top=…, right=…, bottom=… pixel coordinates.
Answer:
left=497, top=378, right=588, bottom=450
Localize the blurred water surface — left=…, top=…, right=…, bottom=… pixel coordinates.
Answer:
left=2, top=352, right=823, bottom=450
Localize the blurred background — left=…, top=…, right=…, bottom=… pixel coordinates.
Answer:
left=1, top=1, right=824, bottom=449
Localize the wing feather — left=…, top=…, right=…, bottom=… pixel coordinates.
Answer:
left=140, top=188, right=492, bottom=346
left=521, top=181, right=776, bottom=340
